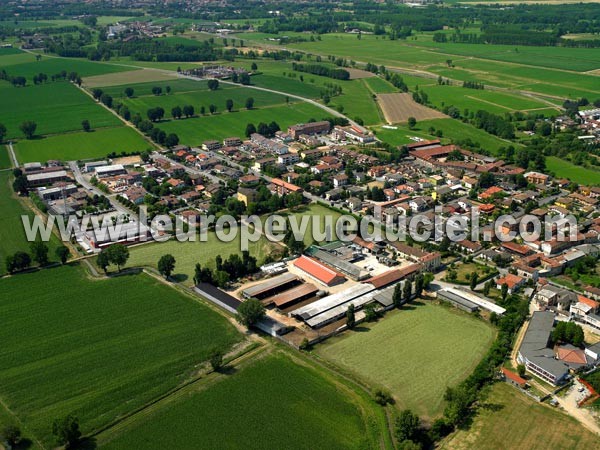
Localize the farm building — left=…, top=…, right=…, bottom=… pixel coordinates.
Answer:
left=500, top=367, right=527, bottom=389
left=293, top=256, right=346, bottom=287
left=437, top=289, right=480, bottom=314
left=267, top=283, right=319, bottom=309
left=310, top=249, right=369, bottom=281
left=241, top=273, right=300, bottom=300
left=95, top=164, right=127, bottom=178
left=437, top=288, right=506, bottom=315
left=26, top=170, right=69, bottom=187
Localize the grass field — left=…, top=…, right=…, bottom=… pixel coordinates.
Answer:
left=154, top=102, right=329, bottom=145
left=441, top=383, right=599, bottom=449
left=279, top=203, right=343, bottom=246
left=4, top=56, right=133, bottom=79
left=0, top=145, right=11, bottom=169
left=0, top=81, right=122, bottom=139
left=124, top=233, right=279, bottom=285
left=0, top=171, right=60, bottom=274
left=84, top=69, right=179, bottom=88
left=101, top=352, right=384, bottom=450
left=0, top=264, right=241, bottom=446
left=317, top=302, right=495, bottom=418
left=15, top=126, right=153, bottom=163
left=546, top=156, right=600, bottom=186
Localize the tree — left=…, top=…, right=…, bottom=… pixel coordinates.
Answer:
left=193, top=263, right=203, bottom=285
left=245, top=123, right=256, bottom=137
left=1, top=425, right=21, bottom=447
left=226, top=99, right=234, bottom=112
left=207, top=79, right=219, bottom=91
left=517, top=364, right=526, bottom=377
left=213, top=270, right=230, bottom=288
left=6, top=251, right=31, bottom=273
left=182, top=105, right=195, bottom=118
left=470, top=272, right=479, bottom=291
left=100, top=93, right=112, bottom=108
left=209, top=349, right=224, bottom=372
left=92, top=88, right=103, bottom=100
left=165, top=133, right=179, bottom=148
left=106, top=243, right=129, bottom=272
left=200, top=105, right=206, bottom=115
left=158, top=254, right=176, bottom=278
left=97, top=250, right=110, bottom=273
left=81, top=119, right=91, bottom=132
left=251, top=62, right=258, bottom=71
left=124, top=87, right=134, bottom=98
left=395, top=409, right=421, bottom=442
left=151, top=86, right=162, bottom=96
left=236, top=298, right=265, bottom=327
left=52, top=415, right=81, bottom=449
left=346, top=304, right=356, bottom=329
left=56, top=245, right=70, bottom=264
left=245, top=97, right=255, bottom=110
left=414, top=274, right=424, bottom=298
left=501, top=283, right=508, bottom=301
left=209, top=104, right=217, bottom=114
left=0, top=123, right=6, bottom=143
left=30, top=241, right=49, bottom=266
left=403, top=280, right=413, bottom=303
left=20, top=121, right=37, bottom=139
left=483, top=280, right=492, bottom=296
left=171, top=105, right=182, bottom=119
left=165, top=85, right=171, bottom=95
left=393, top=282, right=403, bottom=308
left=407, top=117, right=417, bottom=129
left=12, top=175, right=28, bottom=195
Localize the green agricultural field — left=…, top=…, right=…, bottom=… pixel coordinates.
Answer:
left=363, top=76, right=398, bottom=94
left=5, top=56, right=133, bottom=79
left=99, top=78, right=220, bottom=97
left=0, top=145, right=11, bottom=169
left=15, top=126, right=153, bottom=163
left=0, top=171, right=60, bottom=274
left=441, top=383, right=598, bottom=449
left=0, top=263, right=241, bottom=446
left=546, top=156, right=600, bottom=186
left=317, top=302, right=495, bottom=418
left=154, top=102, right=329, bottom=145
left=282, top=203, right=343, bottom=246
left=0, top=81, right=122, bottom=139
left=100, top=352, right=385, bottom=450
left=373, top=118, right=514, bottom=154
left=125, top=233, right=279, bottom=285
left=422, top=85, right=557, bottom=115
left=119, top=84, right=293, bottom=118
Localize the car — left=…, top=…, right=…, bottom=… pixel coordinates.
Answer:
left=578, top=387, right=585, bottom=393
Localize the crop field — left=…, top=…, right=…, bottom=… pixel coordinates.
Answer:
left=154, top=102, right=329, bottom=145
left=125, top=233, right=279, bottom=285
left=4, top=56, right=133, bottom=79
left=84, top=68, right=179, bottom=88
left=14, top=126, right=152, bottom=163
left=546, top=156, right=600, bottom=186
left=317, top=303, right=495, bottom=418
left=364, top=76, right=398, bottom=94
left=0, top=263, right=241, bottom=446
left=0, top=171, right=61, bottom=274
left=0, top=81, right=122, bottom=139
left=422, top=85, right=559, bottom=115
left=119, top=84, right=293, bottom=117
left=441, top=383, right=599, bottom=449
left=99, top=78, right=218, bottom=97
left=378, top=92, right=446, bottom=123
left=100, top=352, right=384, bottom=450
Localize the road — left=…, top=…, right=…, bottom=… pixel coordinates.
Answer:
left=7, top=141, right=18, bottom=168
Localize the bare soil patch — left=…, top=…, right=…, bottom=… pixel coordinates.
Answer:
left=345, top=67, right=376, bottom=79
left=377, top=93, right=446, bottom=123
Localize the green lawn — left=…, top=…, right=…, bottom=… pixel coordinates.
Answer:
left=283, top=203, right=343, bottom=246
left=99, top=79, right=220, bottom=97
left=0, top=264, right=241, bottom=446
left=15, top=126, right=153, bottom=163
left=125, top=233, right=279, bottom=286
left=100, top=353, right=384, bottom=450
left=0, top=171, right=61, bottom=274
left=546, top=156, right=600, bottom=186
left=317, top=302, right=495, bottom=418
left=0, top=81, right=122, bottom=139
left=441, top=383, right=599, bottom=450
left=4, top=56, right=133, bottom=79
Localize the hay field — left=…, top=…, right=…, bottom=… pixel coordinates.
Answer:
left=377, top=92, right=446, bottom=123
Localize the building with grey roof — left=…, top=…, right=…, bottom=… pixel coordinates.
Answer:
left=517, top=311, right=570, bottom=386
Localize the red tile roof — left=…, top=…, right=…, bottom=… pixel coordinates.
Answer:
left=501, top=367, right=527, bottom=387
left=293, top=256, right=345, bottom=286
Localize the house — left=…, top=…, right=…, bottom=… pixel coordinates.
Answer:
left=293, top=255, right=345, bottom=286
left=237, top=187, right=258, bottom=206
left=524, top=171, right=549, bottom=185
left=500, top=367, right=527, bottom=389
left=223, top=137, right=242, bottom=147
left=288, top=121, right=331, bottom=139
left=333, top=173, right=349, bottom=188
left=409, top=197, right=428, bottom=212
left=496, top=273, right=526, bottom=294
left=346, top=197, right=362, bottom=211
left=202, top=140, right=222, bottom=152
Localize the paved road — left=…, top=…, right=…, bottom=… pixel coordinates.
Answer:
left=7, top=141, right=18, bottom=168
